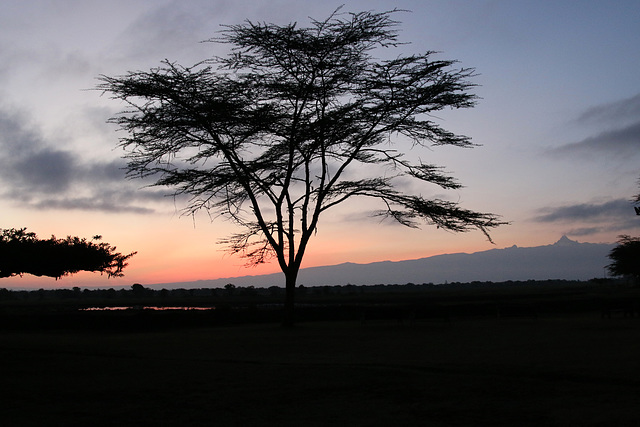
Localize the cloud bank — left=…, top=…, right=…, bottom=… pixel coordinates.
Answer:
left=0, top=107, right=165, bottom=214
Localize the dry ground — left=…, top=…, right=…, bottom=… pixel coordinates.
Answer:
left=1, top=314, right=639, bottom=426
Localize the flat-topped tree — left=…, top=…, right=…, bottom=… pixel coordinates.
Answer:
left=99, top=8, right=504, bottom=326
left=0, top=228, right=135, bottom=279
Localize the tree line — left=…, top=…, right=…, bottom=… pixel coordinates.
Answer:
left=0, top=278, right=624, bottom=304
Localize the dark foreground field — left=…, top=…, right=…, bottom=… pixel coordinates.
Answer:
left=1, top=312, right=640, bottom=426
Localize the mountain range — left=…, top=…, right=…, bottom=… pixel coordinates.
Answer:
left=151, top=236, right=616, bottom=289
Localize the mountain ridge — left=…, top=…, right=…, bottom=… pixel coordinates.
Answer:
left=151, top=236, right=615, bottom=289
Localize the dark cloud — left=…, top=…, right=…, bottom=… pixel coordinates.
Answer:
left=576, top=93, right=640, bottom=125
left=0, top=109, right=41, bottom=156
left=535, top=199, right=631, bottom=222
left=565, top=225, right=627, bottom=237
left=31, top=196, right=154, bottom=214
left=534, top=198, right=638, bottom=236
left=563, top=226, right=603, bottom=236
left=549, top=93, right=640, bottom=158
left=81, top=159, right=128, bottom=183
left=0, top=108, right=164, bottom=213
left=0, top=109, right=74, bottom=192
left=550, top=120, right=640, bottom=157
left=11, top=149, right=76, bottom=192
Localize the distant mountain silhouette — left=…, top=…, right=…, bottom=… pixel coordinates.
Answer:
left=153, top=236, right=615, bottom=289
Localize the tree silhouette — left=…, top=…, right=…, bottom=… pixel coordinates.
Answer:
left=634, top=176, right=640, bottom=211
left=131, top=283, right=147, bottom=296
left=0, top=228, right=136, bottom=279
left=608, top=235, right=640, bottom=285
left=99, top=9, right=504, bottom=326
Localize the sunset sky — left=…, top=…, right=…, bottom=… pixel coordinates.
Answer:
left=1, top=0, right=639, bottom=289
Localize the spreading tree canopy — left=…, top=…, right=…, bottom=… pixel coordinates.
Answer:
left=99, top=9, right=505, bottom=325
left=607, top=235, right=640, bottom=285
left=0, top=228, right=136, bottom=279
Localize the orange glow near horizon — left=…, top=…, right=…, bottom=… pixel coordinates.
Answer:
left=0, top=203, right=598, bottom=290
left=0, top=226, right=491, bottom=289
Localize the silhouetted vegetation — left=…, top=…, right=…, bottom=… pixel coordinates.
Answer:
left=0, top=228, right=136, bottom=279
left=607, top=235, right=640, bottom=285
left=98, top=8, right=505, bottom=326
left=1, top=278, right=637, bottom=332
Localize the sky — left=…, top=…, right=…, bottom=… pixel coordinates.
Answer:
left=1, top=0, right=638, bottom=289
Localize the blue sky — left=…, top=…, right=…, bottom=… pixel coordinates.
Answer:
left=0, top=0, right=638, bottom=288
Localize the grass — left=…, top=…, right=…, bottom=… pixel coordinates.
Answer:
left=1, top=314, right=640, bottom=426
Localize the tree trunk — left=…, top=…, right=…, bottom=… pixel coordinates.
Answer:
left=282, top=269, right=298, bottom=328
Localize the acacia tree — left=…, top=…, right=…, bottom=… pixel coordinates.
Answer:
left=607, top=235, right=640, bottom=285
left=0, top=228, right=136, bottom=279
left=99, top=9, right=504, bottom=325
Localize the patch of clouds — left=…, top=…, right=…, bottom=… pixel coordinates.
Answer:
left=535, top=199, right=631, bottom=222
left=84, top=159, right=128, bottom=183
left=11, top=149, right=76, bottom=193
left=0, top=108, right=43, bottom=157
left=0, top=108, right=85, bottom=194
left=549, top=93, right=640, bottom=159
left=533, top=198, right=638, bottom=236
left=30, top=195, right=155, bottom=215
left=550, top=121, right=640, bottom=157
left=0, top=107, right=166, bottom=214
left=565, top=226, right=625, bottom=237
left=576, top=93, right=640, bottom=126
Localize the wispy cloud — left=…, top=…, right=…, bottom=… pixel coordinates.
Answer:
left=549, top=93, right=640, bottom=158
left=31, top=196, right=155, bottom=214
left=575, top=93, right=640, bottom=125
left=550, top=121, right=640, bottom=157
left=533, top=198, right=638, bottom=236
left=535, top=199, right=631, bottom=222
